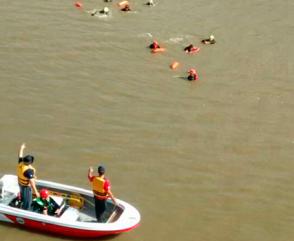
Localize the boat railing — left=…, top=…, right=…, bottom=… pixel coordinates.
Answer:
left=106, top=205, right=124, bottom=223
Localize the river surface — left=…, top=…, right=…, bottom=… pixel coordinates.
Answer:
left=0, top=1, right=293, bottom=241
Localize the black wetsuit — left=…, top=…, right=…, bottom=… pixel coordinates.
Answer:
left=184, top=44, right=194, bottom=52
left=149, top=43, right=160, bottom=49
left=187, top=74, right=196, bottom=81
left=201, top=39, right=216, bottom=44
left=121, top=6, right=131, bottom=12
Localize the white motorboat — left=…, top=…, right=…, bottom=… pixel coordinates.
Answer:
left=0, top=175, right=140, bottom=238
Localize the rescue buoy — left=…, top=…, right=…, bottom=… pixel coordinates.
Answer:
left=118, top=0, right=129, bottom=7
left=188, top=68, right=197, bottom=74
left=170, top=61, right=179, bottom=70
left=74, top=2, right=83, bottom=8
left=151, top=48, right=165, bottom=53
left=188, top=47, right=200, bottom=54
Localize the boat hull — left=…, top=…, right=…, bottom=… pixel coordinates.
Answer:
left=2, top=214, right=138, bottom=238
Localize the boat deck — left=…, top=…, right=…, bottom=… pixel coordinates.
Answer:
left=0, top=176, right=124, bottom=224
left=0, top=190, right=122, bottom=224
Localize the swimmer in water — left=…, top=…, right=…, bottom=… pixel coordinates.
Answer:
left=99, top=7, right=110, bottom=15
left=149, top=40, right=160, bottom=50
left=184, top=44, right=197, bottom=53
left=89, top=9, right=98, bottom=16
left=201, top=35, right=216, bottom=45
left=121, top=4, right=131, bottom=12
left=187, top=68, right=198, bottom=81
left=146, top=0, right=155, bottom=6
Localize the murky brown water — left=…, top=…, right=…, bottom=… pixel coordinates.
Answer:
left=0, top=0, right=293, bottom=241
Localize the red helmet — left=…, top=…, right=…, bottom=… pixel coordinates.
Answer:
left=40, top=189, right=49, bottom=199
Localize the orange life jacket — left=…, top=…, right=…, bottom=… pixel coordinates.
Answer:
left=17, top=162, right=36, bottom=186
left=92, top=176, right=108, bottom=200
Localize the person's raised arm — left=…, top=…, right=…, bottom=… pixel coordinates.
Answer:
left=88, top=167, right=94, bottom=181
left=19, top=143, right=26, bottom=158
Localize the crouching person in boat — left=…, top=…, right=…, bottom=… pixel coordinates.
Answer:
left=32, top=189, right=62, bottom=216
left=88, top=165, right=117, bottom=222
left=17, top=143, right=39, bottom=210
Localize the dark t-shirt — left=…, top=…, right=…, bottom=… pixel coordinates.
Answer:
left=32, top=197, right=60, bottom=215
left=149, top=43, right=160, bottom=49
left=184, top=44, right=193, bottom=52
left=18, top=158, right=35, bottom=179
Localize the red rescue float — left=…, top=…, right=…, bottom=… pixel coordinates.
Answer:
left=184, top=44, right=200, bottom=54
left=151, top=48, right=166, bottom=53
left=187, top=47, right=200, bottom=54
left=74, top=2, right=83, bottom=8
left=118, top=1, right=129, bottom=7
left=170, top=61, right=179, bottom=70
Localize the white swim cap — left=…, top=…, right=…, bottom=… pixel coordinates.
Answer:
left=210, top=35, right=215, bottom=40
left=103, top=7, right=109, bottom=13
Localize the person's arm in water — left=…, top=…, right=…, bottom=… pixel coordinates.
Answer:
left=18, top=143, right=26, bottom=163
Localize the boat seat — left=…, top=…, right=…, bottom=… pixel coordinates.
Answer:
left=60, top=206, right=79, bottom=221
left=50, top=195, right=66, bottom=213
left=0, top=175, right=19, bottom=204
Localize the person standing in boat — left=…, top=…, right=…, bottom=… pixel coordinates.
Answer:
left=88, top=165, right=117, bottom=222
left=17, top=143, right=39, bottom=210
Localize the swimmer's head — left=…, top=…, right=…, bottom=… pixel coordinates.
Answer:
left=103, top=7, right=110, bottom=13
left=209, top=35, right=215, bottom=40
